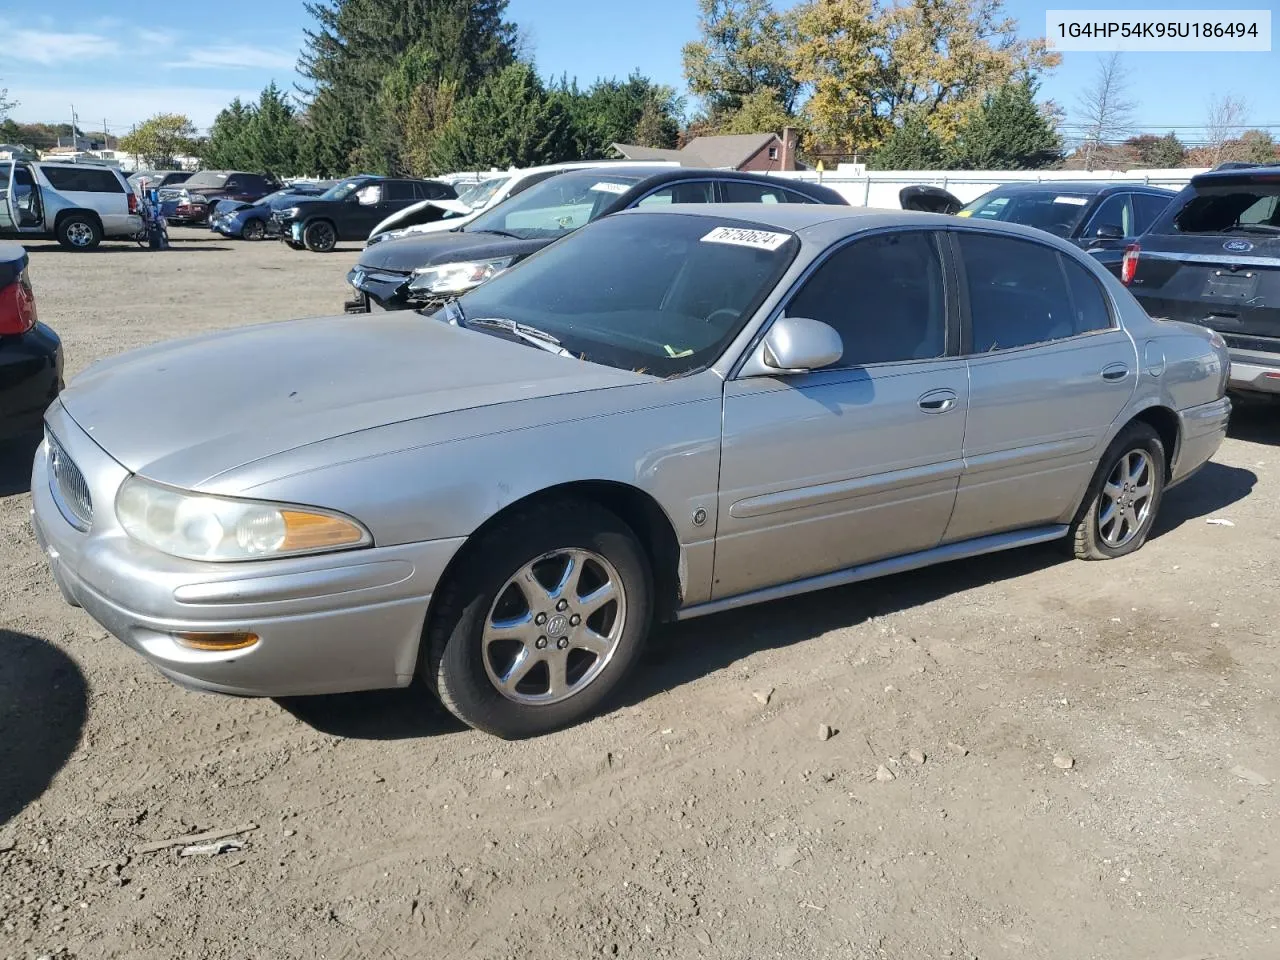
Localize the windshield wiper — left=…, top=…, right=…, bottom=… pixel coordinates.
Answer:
left=465, top=316, right=573, bottom=357
left=477, top=228, right=523, bottom=240
left=1219, top=224, right=1280, bottom=235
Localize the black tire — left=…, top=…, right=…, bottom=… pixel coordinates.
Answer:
left=241, top=219, right=266, bottom=241
left=56, top=213, right=102, bottom=251
left=285, top=239, right=304, bottom=250
left=1069, top=422, right=1166, bottom=560
left=302, top=220, right=337, bottom=252
left=425, top=499, right=653, bottom=739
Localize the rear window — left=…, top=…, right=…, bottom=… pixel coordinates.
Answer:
left=959, top=189, right=1093, bottom=238
left=42, top=167, right=124, bottom=193
left=1163, top=181, right=1280, bottom=236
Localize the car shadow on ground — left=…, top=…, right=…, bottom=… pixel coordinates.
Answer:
left=0, top=433, right=40, bottom=497
left=1227, top=404, right=1279, bottom=446
left=276, top=682, right=467, bottom=740
left=23, top=243, right=233, bottom=254
left=0, top=631, right=88, bottom=827
left=279, top=456, right=1257, bottom=741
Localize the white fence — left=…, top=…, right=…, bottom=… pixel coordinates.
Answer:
left=768, top=167, right=1204, bottom=208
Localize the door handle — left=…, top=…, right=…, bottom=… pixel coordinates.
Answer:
left=918, top=389, right=958, bottom=414
left=1101, top=363, right=1130, bottom=381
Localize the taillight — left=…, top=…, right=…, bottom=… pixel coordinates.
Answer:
left=0, top=268, right=37, bottom=335
left=1121, top=243, right=1140, bottom=285
left=128, top=192, right=138, bottom=214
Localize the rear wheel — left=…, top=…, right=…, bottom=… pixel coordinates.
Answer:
left=302, top=220, right=337, bottom=252
left=1069, top=422, right=1165, bottom=560
left=425, top=500, right=653, bottom=739
left=241, top=219, right=266, bottom=241
left=57, top=214, right=102, bottom=251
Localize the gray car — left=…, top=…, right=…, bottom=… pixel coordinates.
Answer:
left=30, top=205, right=1231, bottom=738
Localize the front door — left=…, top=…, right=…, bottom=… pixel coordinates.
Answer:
left=945, top=229, right=1138, bottom=542
left=713, top=229, right=967, bottom=599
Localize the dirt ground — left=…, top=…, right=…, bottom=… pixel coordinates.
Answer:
left=2, top=228, right=1278, bottom=960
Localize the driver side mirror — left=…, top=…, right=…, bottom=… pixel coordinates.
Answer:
left=743, top=316, right=844, bottom=377
left=1093, top=223, right=1125, bottom=243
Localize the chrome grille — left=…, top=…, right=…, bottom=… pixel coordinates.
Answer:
left=47, top=432, right=93, bottom=531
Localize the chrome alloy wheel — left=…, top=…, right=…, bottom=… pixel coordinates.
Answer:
left=65, top=221, right=95, bottom=247
left=482, top=548, right=627, bottom=705
left=1098, top=449, right=1154, bottom=548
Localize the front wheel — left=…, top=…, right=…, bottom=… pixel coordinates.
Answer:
left=1069, top=422, right=1165, bottom=560
left=302, top=220, right=337, bottom=252
left=241, top=219, right=266, bottom=241
left=425, top=500, right=653, bottom=739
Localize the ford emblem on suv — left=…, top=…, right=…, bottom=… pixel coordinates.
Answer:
left=1223, top=239, right=1254, bottom=253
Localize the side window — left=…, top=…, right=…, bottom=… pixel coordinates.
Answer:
left=782, top=187, right=817, bottom=204
left=42, top=167, right=124, bottom=193
left=635, top=181, right=716, bottom=207
left=786, top=231, right=947, bottom=366
left=356, top=184, right=383, bottom=205
left=1061, top=257, right=1113, bottom=334
left=383, top=181, right=415, bottom=202
left=224, top=177, right=242, bottom=191
left=957, top=232, right=1080, bottom=352
left=1085, top=193, right=1132, bottom=237
left=1132, top=194, right=1171, bottom=234
left=721, top=180, right=787, bottom=204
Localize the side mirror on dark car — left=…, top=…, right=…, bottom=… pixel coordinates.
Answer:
left=1093, top=223, right=1125, bottom=242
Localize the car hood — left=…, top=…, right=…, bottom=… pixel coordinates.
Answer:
left=357, top=230, right=551, bottom=272
left=58, top=313, right=651, bottom=490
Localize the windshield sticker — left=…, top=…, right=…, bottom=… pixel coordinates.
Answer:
left=663, top=344, right=694, bottom=358
left=700, top=226, right=790, bottom=250
left=1054, top=195, right=1089, bottom=205
left=589, top=181, right=630, bottom=194
left=954, top=210, right=972, bottom=217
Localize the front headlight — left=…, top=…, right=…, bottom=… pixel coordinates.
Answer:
left=188, top=193, right=208, bottom=204
left=280, top=206, right=300, bottom=219
left=115, top=476, right=371, bottom=562
left=408, top=257, right=513, bottom=296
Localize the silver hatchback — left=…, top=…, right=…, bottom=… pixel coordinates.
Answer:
left=31, top=205, right=1231, bottom=738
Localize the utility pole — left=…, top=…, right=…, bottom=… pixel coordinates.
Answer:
left=70, top=103, right=77, bottom=150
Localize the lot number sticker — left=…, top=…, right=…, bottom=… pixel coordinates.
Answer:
left=701, top=226, right=790, bottom=250
left=590, top=181, right=630, bottom=194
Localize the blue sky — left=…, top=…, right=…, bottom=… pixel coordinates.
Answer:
left=1, top=0, right=1276, bottom=146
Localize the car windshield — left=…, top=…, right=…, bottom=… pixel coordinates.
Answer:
left=1170, top=183, right=1280, bottom=234
left=466, top=169, right=645, bottom=239
left=960, top=189, right=1093, bottom=237
left=318, top=177, right=371, bottom=201
left=458, top=176, right=510, bottom=209
left=455, top=213, right=798, bottom=377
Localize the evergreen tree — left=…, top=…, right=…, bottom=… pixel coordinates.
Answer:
left=203, top=99, right=253, bottom=169
left=241, top=83, right=303, bottom=175
left=428, top=63, right=575, bottom=172
left=950, top=79, right=1062, bottom=170
left=870, top=114, right=948, bottom=169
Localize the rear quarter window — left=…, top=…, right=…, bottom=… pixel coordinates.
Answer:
left=1162, top=182, right=1280, bottom=234
left=42, top=167, right=124, bottom=193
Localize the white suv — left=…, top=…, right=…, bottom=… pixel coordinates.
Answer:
left=0, top=160, right=142, bottom=250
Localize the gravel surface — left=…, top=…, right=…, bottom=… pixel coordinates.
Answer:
left=2, top=229, right=1278, bottom=960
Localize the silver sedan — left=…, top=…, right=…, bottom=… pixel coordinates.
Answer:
left=31, top=205, right=1232, bottom=738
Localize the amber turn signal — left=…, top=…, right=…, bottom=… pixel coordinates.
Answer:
left=281, top=510, right=367, bottom=551
left=173, top=631, right=260, bottom=651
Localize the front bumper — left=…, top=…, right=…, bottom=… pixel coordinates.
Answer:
left=1227, top=348, right=1280, bottom=395
left=30, top=404, right=465, bottom=697
left=346, top=266, right=421, bottom=312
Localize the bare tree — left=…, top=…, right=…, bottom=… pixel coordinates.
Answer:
left=1204, top=94, right=1248, bottom=166
left=1075, top=53, right=1136, bottom=171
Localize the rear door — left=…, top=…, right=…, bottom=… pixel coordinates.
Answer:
left=946, top=229, right=1138, bottom=542
left=1129, top=177, right=1280, bottom=345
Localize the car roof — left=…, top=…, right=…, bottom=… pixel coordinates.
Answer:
left=615, top=202, right=1104, bottom=251
left=1190, top=164, right=1280, bottom=186
left=975, top=180, right=1173, bottom=196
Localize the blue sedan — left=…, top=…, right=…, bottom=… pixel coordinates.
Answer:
left=210, top=185, right=330, bottom=240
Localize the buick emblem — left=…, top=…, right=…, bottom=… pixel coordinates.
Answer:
left=546, top=614, right=569, bottom=636
left=1223, top=239, right=1254, bottom=253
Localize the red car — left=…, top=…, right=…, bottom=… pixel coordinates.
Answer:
left=159, top=170, right=282, bottom=225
